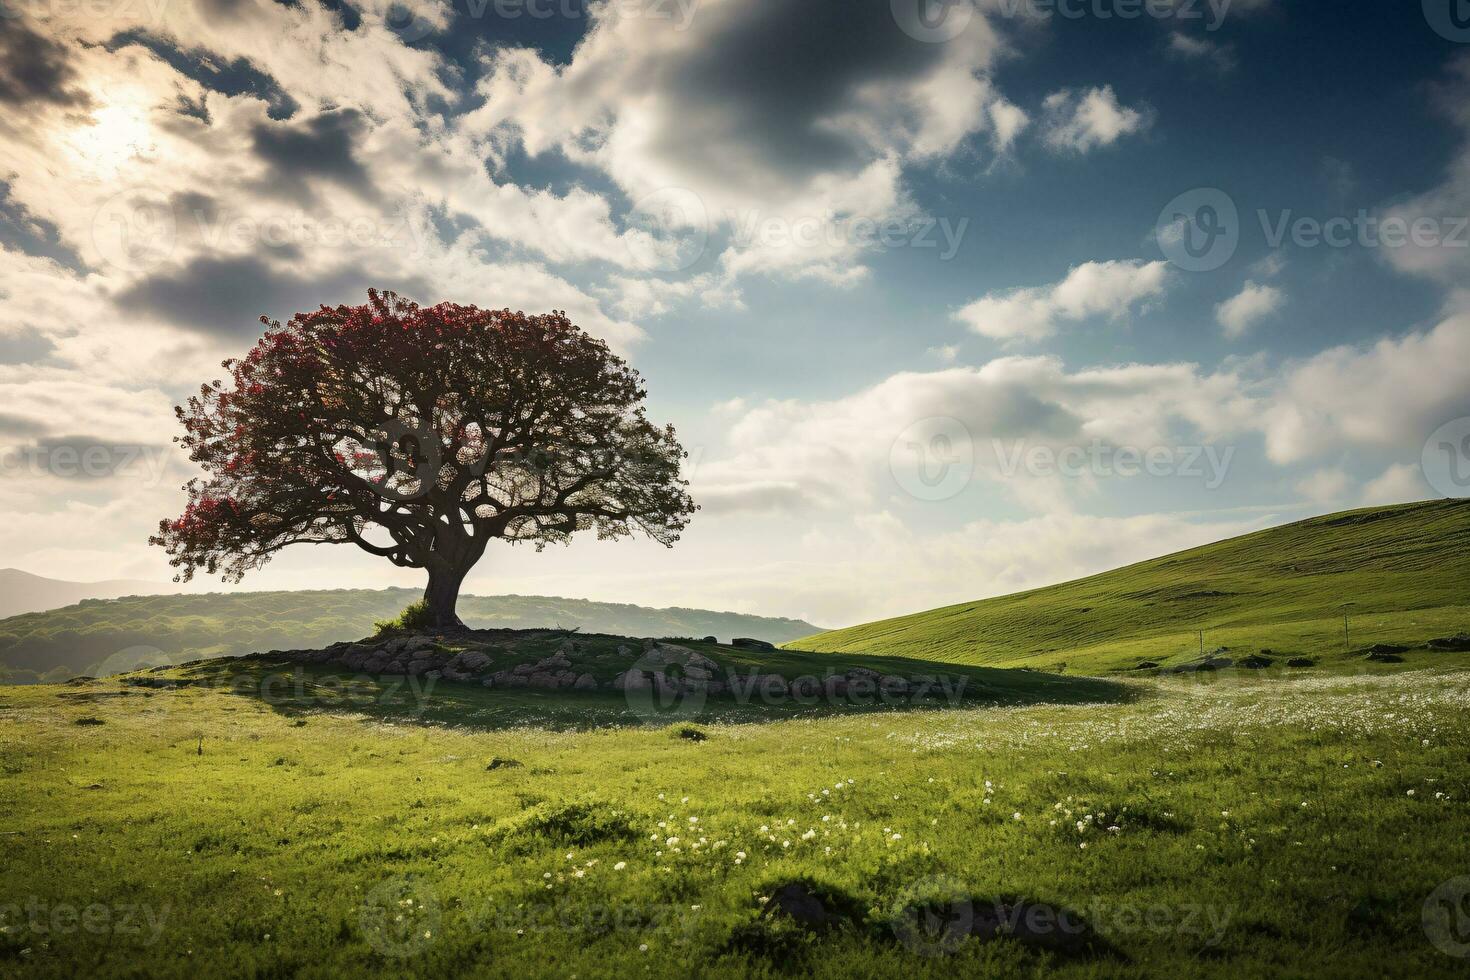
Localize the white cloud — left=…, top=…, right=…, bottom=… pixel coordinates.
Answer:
left=1261, top=314, right=1470, bottom=464
left=1040, top=86, right=1151, bottom=154
left=1295, top=466, right=1350, bottom=504
left=469, top=0, right=1014, bottom=282
left=1360, top=463, right=1428, bottom=506
left=1216, top=281, right=1284, bottom=339
left=693, top=354, right=1257, bottom=516
left=988, top=98, right=1030, bottom=153
left=1380, top=56, right=1470, bottom=286
left=953, top=259, right=1170, bottom=342
left=1166, top=33, right=1235, bottom=72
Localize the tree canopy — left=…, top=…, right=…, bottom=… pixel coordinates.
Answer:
left=152, top=290, right=696, bottom=628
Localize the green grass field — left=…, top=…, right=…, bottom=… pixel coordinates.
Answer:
left=3, top=657, right=1469, bottom=977
left=4, top=500, right=1470, bottom=977
left=788, top=499, right=1470, bottom=673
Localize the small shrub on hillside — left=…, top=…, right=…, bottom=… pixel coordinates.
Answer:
left=373, top=600, right=434, bottom=636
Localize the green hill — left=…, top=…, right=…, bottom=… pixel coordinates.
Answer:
left=0, top=589, right=822, bottom=683
left=787, top=498, right=1470, bottom=672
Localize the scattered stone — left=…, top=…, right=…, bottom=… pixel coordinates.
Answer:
left=573, top=673, right=599, bottom=690
left=486, top=757, right=523, bottom=770
left=1427, top=633, right=1470, bottom=652
left=1365, top=651, right=1403, bottom=663
left=789, top=676, right=822, bottom=698
left=453, top=651, right=493, bottom=672
left=1238, top=654, right=1274, bottom=669
left=1366, top=643, right=1409, bottom=655
left=403, top=636, right=437, bottom=654
left=878, top=675, right=911, bottom=695
left=1286, top=657, right=1315, bottom=668
left=732, top=637, right=776, bottom=651
left=74, top=717, right=104, bottom=726
left=1134, top=661, right=1160, bottom=670
left=677, top=727, right=708, bottom=741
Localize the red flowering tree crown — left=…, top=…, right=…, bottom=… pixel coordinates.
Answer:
left=152, top=290, right=696, bottom=628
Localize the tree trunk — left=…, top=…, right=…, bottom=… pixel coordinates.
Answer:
left=423, top=563, right=467, bottom=632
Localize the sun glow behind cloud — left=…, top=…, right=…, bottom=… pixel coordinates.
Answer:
left=62, top=98, right=157, bottom=178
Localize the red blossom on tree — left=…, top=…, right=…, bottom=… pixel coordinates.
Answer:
left=152, top=290, right=696, bottom=630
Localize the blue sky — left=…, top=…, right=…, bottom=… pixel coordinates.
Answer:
left=1, top=0, right=1469, bottom=625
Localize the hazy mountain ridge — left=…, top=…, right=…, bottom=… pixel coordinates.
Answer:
left=0, top=587, right=823, bottom=683
left=0, top=568, right=174, bottom=620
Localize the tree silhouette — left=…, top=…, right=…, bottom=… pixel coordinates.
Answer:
left=153, top=290, right=695, bottom=630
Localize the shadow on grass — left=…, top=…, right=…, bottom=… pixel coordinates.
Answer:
left=123, top=652, right=1137, bottom=733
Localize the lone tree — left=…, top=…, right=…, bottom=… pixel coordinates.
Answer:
left=152, top=290, right=696, bottom=630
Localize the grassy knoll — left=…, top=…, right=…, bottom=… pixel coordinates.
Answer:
left=787, top=499, right=1470, bottom=672
left=3, top=658, right=1469, bottom=977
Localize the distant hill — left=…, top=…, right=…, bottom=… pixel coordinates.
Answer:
left=0, top=588, right=823, bottom=682
left=787, top=499, right=1470, bottom=673
left=0, top=568, right=173, bottom=620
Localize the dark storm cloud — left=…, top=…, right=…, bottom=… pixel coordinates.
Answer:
left=113, top=254, right=429, bottom=338
left=0, top=179, right=84, bottom=270
left=0, top=413, right=46, bottom=437
left=619, top=0, right=958, bottom=189
left=250, top=108, right=379, bottom=205
left=0, top=18, right=91, bottom=108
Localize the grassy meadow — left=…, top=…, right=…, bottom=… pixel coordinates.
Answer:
left=3, top=500, right=1470, bottom=977
left=3, top=654, right=1470, bottom=977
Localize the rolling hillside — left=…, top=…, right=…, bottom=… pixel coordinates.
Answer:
left=787, top=498, right=1470, bottom=672
left=0, top=589, right=822, bottom=683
